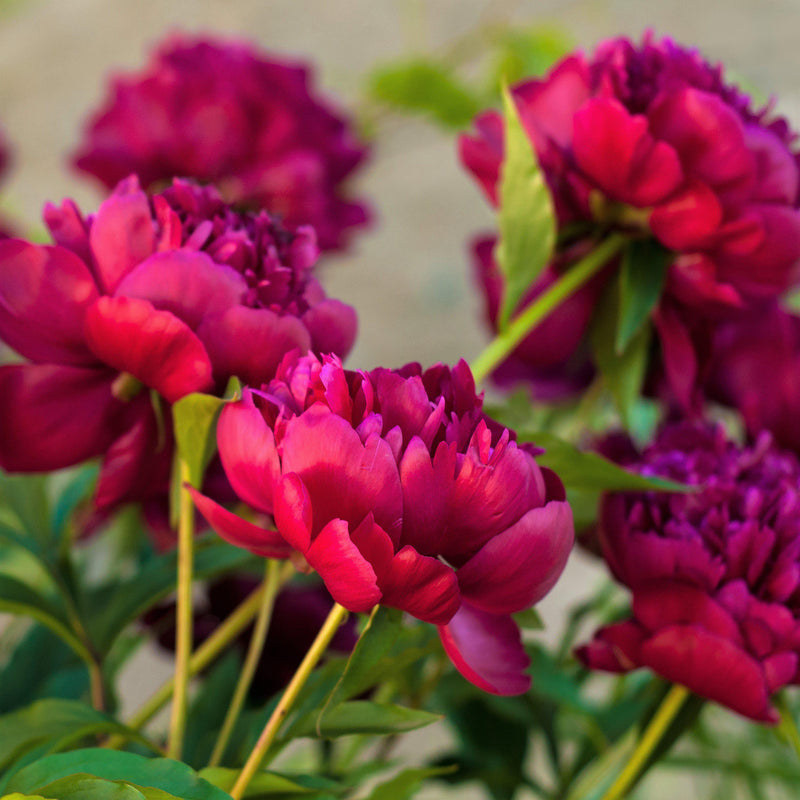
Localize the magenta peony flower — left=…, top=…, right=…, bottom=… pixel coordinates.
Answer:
left=73, top=34, right=370, bottom=251
left=191, top=353, right=574, bottom=695
left=705, top=306, right=800, bottom=453
left=0, top=177, right=356, bottom=512
left=578, top=423, right=800, bottom=723
left=461, top=33, right=800, bottom=406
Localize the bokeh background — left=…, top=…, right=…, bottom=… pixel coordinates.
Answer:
left=0, top=1, right=796, bottom=795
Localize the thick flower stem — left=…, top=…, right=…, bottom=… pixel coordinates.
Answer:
left=167, top=459, right=196, bottom=760
left=599, top=684, right=690, bottom=800
left=207, top=559, right=284, bottom=767
left=469, top=232, right=627, bottom=385
left=230, top=602, right=350, bottom=800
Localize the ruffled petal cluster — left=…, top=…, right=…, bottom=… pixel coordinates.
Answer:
left=73, top=34, right=370, bottom=251
left=0, top=177, right=356, bottom=512
left=460, top=33, right=800, bottom=405
left=193, top=353, right=574, bottom=695
left=578, top=423, right=800, bottom=723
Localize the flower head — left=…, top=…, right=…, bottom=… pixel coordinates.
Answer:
left=73, top=34, right=370, bottom=251
left=578, top=423, right=800, bottom=723
left=0, top=177, right=356, bottom=511
left=461, top=33, right=800, bottom=405
left=192, top=353, right=574, bottom=695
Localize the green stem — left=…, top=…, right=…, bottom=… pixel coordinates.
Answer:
left=469, top=233, right=627, bottom=385
left=207, top=559, right=284, bottom=767
left=230, top=603, right=350, bottom=800
left=167, top=460, right=195, bottom=760
left=598, top=684, right=689, bottom=800
left=778, top=694, right=800, bottom=759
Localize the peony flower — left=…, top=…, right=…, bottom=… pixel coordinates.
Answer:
left=578, top=423, right=800, bottom=723
left=705, top=306, right=800, bottom=453
left=73, top=34, right=370, bottom=251
left=0, top=177, right=356, bottom=512
left=460, top=33, right=800, bottom=406
left=191, top=353, right=574, bottom=695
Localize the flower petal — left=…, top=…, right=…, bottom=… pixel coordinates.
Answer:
left=84, top=296, right=213, bottom=403
left=438, top=603, right=530, bottom=695
left=302, top=297, right=358, bottom=359
left=273, top=473, right=313, bottom=552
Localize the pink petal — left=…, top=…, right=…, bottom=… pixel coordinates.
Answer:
left=652, top=303, right=698, bottom=411
left=217, top=391, right=281, bottom=514
left=89, top=181, right=156, bottom=293
left=197, top=305, right=311, bottom=386
left=576, top=620, right=647, bottom=673
left=84, top=296, right=213, bottom=403
left=650, top=179, right=723, bottom=250
left=0, top=239, right=98, bottom=364
left=0, top=364, right=121, bottom=471
left=744, top=124, right=800, bottom=204
left=458, top=111, right=504, bottom=206
left=302, top=297, right=358, bottom=359
left=115, top=250, right=247, bottom=329
left=273, top=473, right=313, bottom=552
left=43, top=199, right=92, bottom=265
left=305, top=518, right=381, bottom=613
left=189, top=487, right=292, bottom=559
left=456, top=500, right=574, bottom=614
left=438, top=603, right=530, bottom=695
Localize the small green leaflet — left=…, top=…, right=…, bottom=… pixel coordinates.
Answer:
left=496, top=85, right=556, bottom=328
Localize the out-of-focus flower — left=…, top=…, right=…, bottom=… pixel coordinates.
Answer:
left=73, top=34, right=370, bottom=251
left=0, top=125, right=15, bottom=240
left=0, top=177, right=356, bottom=512
left=145, top=577, right=358, bottom=700
left=460, top=33, right=800, bottom=406
left=706, top=306, right=800, bottom=453
left=192, top=353, right=574, bottom=695
left=578, top=423, right=800, bottom=723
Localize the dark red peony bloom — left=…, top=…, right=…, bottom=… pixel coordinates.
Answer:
left=461, top=33, right=800, bottom=406
left=73, top=34, right=370, bottom=251
left=705, top=306, right=800, bottom=453
left=0, top=177, right=356, bottom=512
left=192, top=353, right=574, bottom=695
left=578, top=423, right=800, bottom=723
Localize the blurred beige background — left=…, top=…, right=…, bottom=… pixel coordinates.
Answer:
left=0, top=1, right=796, bottom=796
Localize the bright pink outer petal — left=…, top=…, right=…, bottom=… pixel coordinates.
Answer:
left=349, top=513, right=394, bottom=578
left=188, top=487, right=293, bottom=559
left=280, top=407, right=403, bottom=543
left=650, top=179, right=723, bottom=250
left=305, top=518, right=381, bottom=613
left=572, top=98, right=683, bottom=206
left=0, top=363, right=121, bottom=471
left=88, top=184, right=155, bottom=294
left=379, top=545, right=460, bottom=625
left=84, top=296, right=213, bottom=403
left=455, top=500, right=574, bottom=615
left=438, top=603, right=530, bottom=695
left=273, top=473, right=313, bottom=552
left=302, top=297, right=358, bottom=360
left=114, top=250, right=247, bottom=330
left=762, top=652, right=798, bottom=693
left=196, top=306, right=311, bottom=386
left=217, top=392, right=281, bottom=514
left=0, top=239, right=98, bottom=365
left=640, top=625, right=777, bottom=723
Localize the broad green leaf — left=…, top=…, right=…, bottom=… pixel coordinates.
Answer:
left=50, top=466, right=98, bottom=544
left=512, top=608, right=544, bottom=630
left=616, top=240, right=669, bottom=353
left=517, top=431, right=689, bottom=493
left=287, top=701, right=441, bottom=739
left=6, top=751, right=230, bottom=800
left=361, top=767, right=456, bottom=800
left=1, top=794, right=56, bottom=800
left=0, top=474, right=49, bottom=550
left=200, top=768, right=342, bottom=798
left=367, top=59, right=480, bottom=128
left=490, top=25, right=572, bottom=89
left=172, top=393, right=225, bottom=489
left=496, top=84, right=556, bottom=328
left=32, top=777, right=152, bottom=800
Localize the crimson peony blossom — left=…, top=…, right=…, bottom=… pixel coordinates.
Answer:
left=578, top=423, right=800, bottom=723
left=460, top=33, right=800, bottom=406
left=191, top=353, right=574, bottom=695
left=0, top=177, right=356, bottom=511
left=73, top=34, right=370, bottom=251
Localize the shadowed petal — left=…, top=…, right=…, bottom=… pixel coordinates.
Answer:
left=302, top=297, right=358, bottom=360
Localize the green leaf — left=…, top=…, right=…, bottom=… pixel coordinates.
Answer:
left=287, top=701, right=441, bottom=739
left=367, top=59, right=481, bottom=128
left=6, top=751, right=230, bottom=800
left=200, top=768, right=342, bottom=798
left=490, top=26, right=572, bottom=88
left=172, top=393, right=225, bottom=489
left=361, top=767, right=456, bottom=800
left=517, top=431, right=690, bottom=493
left=496, top=84, right=556, bottom=328
left=512, top=608, right=544, bottom=630
left=0, top=474, right=49, bottom=550
left=30, top=777, right=151, bottom=800
left=616, top=240, right=669, bottom=353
